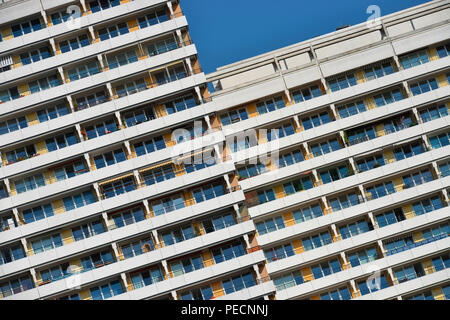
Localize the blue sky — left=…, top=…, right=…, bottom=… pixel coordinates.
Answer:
left=181, top=0, right=430, bottom=74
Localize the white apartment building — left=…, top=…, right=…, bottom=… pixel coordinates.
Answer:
left=0, top=0, right=449, bottom=301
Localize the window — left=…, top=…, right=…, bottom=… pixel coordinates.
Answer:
left=0, top=87, right=20, bottom=102
left=328, top=73, right=357, bottom=92
left=432, top=254, right=450, bottom=272
left=50, top=10, right=71, bottom=25
left=36, top=103, right=69, bottom=123
left=410, top=78, right=439, bottom=96
left=147, top=37, right=178, bottom=56
left=337, top=100, right=366, bottom=119
left=67, top=61, right=100, bottom=81
left=22, top=204, right=54, bottom=224
left=339, top=219, right=371, bottom=239
left=436, top=43, right=450, bottom=58
left=319, top=164, right=350, bottom=184
left=207, top=213, right=236, bottom=232
left=256, top=96, right=286, bottom=115
left=310, top=138, right=341, bottom=156
left=107, top=50, right=138, bottom=69
left=264, top=243, right=295, bottom=262
left=130, top=267, right=164, bottom=290
left=75, top=91, right=108, bottom=110
left=89, top=280, right=123, bottom=300
left=347, top=247, right=378, bottom=267
left=257, top=189, right=276, bottom=204
left=0, top=276, right=33, bottom=297
left=137, top=10, right=169, bottom=29
left=45, top=131, right=78, bottom=152
left=301, top=231, right=333, bottom=251
left=366, top=181, right=396, bottom=200
left=273, top=271, right=304, bottom=291
left=346, top=127, right=376, bottom=146
left=115, top=79, right=147, bottom=98
left=71, top=220, right=105, bottom=242
left=406, top=291, right=434, bottom=300
left=31, top=233, right=63, bottom=254
left=5, top=144, right=37, bottom=164
left=363, top=61, right=394, bottom=80
left=412, top=196, right=444, bottom=216
left=401, top=169, right=434, bottom=189
left=111, top=207, right=145, bottom=229
left=154, top=65, right=187, bottom=85
left=211, top=242, right=245, bottom=264
left=141, top=165, right=175, bottom=186
left=375, top=208, right=405, bottom=228
left=220, top=108, right=248, bottom=126
left=161, top=225, right=195, bottom=246
left=54, top=161, right=88, bottom=182
left=255, top=216, right=286, bottom=235
left=59, top=34, right=91, bottom=53
left=373, top=89, right=404, bottom=107
left=319, top=287, right=351, bottom=300
left=384, top=236, right=414, bottom=255
left=429, top=132, right=450, bottom=149
left=0, top=116, right=28, bottom=135
left=439, top=160, right=450, bottom=177
left=301, top=111, right=331, bottom=130
left=151, top=194, right=185, bottom=216
left=393, top=141, right=426, bottom=161
left=400, top=50, right=429, bottom=69
left=192, top=183, right=225, bottom=203
left=238, top=163, right=267, bottom=180
left=98, top=22, right=130, bottom=42
left=170, top=255, right=204, bottom=276
left=101, top=176, right=136, bottom=199
left=221, top=273, right=256, bottom=295
left=80, top=250, right=114, bottom=271
left=0, top=214, right=16, bottom=232
left=267, top=123, right=296, bottom=141
left=419, top=104, right=448, bottom=123
left=292, top=204, right=323, bottom=224
left=276, top=149, right=304, bottom=168
left=383, top=114, right=412, bottom=134
left=183, top=153, right=216, bottom=174
left=181, top=286, right=214, bottom=300
left=164, top=95, right=197, bottom=115
left=14, top=173, right=46, bottom=194
left=84, top=119, right=118, bottom=139
left=311, top=259, right=342, bottom=279
left=329, top=192, right=361, bottom=212
left=0, top=245, right=25, bottom=265
left=356, top=154, right=385, bottom=172
left=40, top=263, right=71, bottom=283
left=282, top=179, right=306, bottom=196
left=357, top=275, right=390, bottom=295
left=230, top=134, right=256, bottom=152
left=28, top=74, right=61, bottom=94
left=93, top=149, right=127, bottom=169
left=292, top=85, right=322, bottom=103
left=89, top=0, right=120, bottom=13
left=121, top=237, right=155, bottom=259
left=20, top=46, right=52, bottom=65
left=123, top=104, right=155, bottom=127
left=62, top=190, right=96, bottom=211
left=11, top=18, right=42, bottom=37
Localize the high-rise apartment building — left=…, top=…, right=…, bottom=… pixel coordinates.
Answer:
left=0, top=0, right=449, bottom=301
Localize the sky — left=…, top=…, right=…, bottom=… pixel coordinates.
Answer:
left=181, top=0, right=431, bottom=74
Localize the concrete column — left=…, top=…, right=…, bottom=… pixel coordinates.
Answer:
left=29, top=268, right=38, bottom=284
left=253, top=264, right=262, bottom=280
left=367, top=212, right=376, bottom=228
left=194, top=86, right=203, bottom=103
left=442, top=189, right=449, bottom=203
left=412, top=107, right=419, bottom=123
left=293, top=115, right=301, bottom=130
left=175, top=29, right=184, bottom=45
left=161, top=260, right=170, bottom=278
left=339, top=131, right=346, bottom=146
left=57, top=66, right=65, bottom=83
left=66, top=95, right=75, bottom=113
left=106, top=83, right=114, bottom=99
left=93, top=182, right=101, bottom=200
left=124, top=141, right=132, bottom=159
left=330, top=224, right=339, bottom=241
left=340, top=252, right=349, bottom=267
left=185, top=57, right=193, bottom=74
left=402, top=81, right=410, bottom=97
left=312, top=169, right=319, bottom=185
left=152, top=230, right=159, bottom=246
left=166, top=1, right=174, bottom=16
left=133, top=170, right=142, bottom=187
left=348, top=157, right=357, bottom=173
left=75, top=123, right=82, bottom=141
left=284, top=89, right=292, bottom=104
left=115, top=111, right=123, bottom=129
left=358, top=185, right=366, bottom=200
left=4, top=178, right=11, bottom=195
left=321, top=196, right=329, bottom=213
left=20, top=238, right=28, bottom=255
left=377, top=240, right=386, bottom=257
left=243, top=234, right=251, bottom=248
left=49, top=38, right=56, bottom=54
left=302, top=142, right=310, bottom=157
left=143, top=199, right=151, bottom=216
left=431, top=161, right=440, bottom=177
left=101, top=212, right=109, bottom=229
left=397, top=296, right=403, bottom=300
left=330, top=103, right=338, bottom=119
left=88, top=26, right=95, bottom=42
left=40, top=11, right=48, bottom=25
left=120, top=273, right=128, bottom=291
left=111, top=242, right=120, bottom=259
left=12, top=208, right=20, bottom=226
left=79, top=0, right=87, bottom=12
left=84, top=153, right=91, bottom=170
left=97, top=54, right=105, bottom=70
left=204, top=115, right=212, bottom=130
left=263, top=295, right=269, bottom=300
left=223, top=174, right=232, bottom=192
left=349, top=279, right=357, bottom=296
left=171, top=291, right=178, bottom=300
